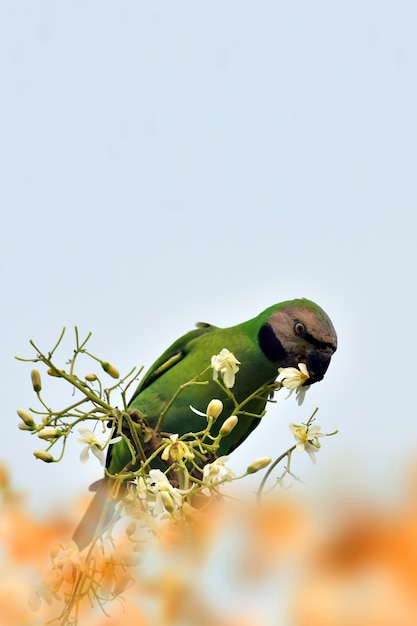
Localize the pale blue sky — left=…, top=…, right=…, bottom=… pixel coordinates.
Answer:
left=2, top=2, right=417, bottom=512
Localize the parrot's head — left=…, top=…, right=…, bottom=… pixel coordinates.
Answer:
left=258, top=299, right=337, bottom=385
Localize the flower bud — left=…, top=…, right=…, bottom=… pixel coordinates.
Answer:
left=219, top=415, right=238, bottom=437
left=160, top=490, right=176, bottom=514
left=206, top=399, right=223, bottom=420
left=101, top=361, right=120, bottom=379
left=17, top=408, right=35, bottom=428
left=246, top=457, right=272, bottom=474
left=38, top=427, right=60, bottom=440
left=85, top=373, right=98, bottom=382
left=31, top=369, right=42, bottom=392
left=34, top=450, right=54, bottom=462
left=47, top=368, right=62, bottom=377
left=18, top=422, right=34, bottom=431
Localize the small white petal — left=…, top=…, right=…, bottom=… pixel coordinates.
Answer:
left=189, top=405, right=207, bottom=417
left=80, top=446, right=90, bottom=464
left=296, top=385, right=310, bottom=405
left=297, top=363, right=309, bottom=376
left=222, top=369, right=235, bottom=388
left=91, top=446, right=105, bottom=466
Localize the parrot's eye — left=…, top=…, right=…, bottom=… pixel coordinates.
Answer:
left=294, top=321, right=306, bottom=337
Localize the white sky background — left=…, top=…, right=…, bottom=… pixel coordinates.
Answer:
left=2, top=2, right=417, bottom=513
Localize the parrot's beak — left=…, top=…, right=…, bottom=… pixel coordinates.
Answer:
left=306, top=346, right=336, bottom=384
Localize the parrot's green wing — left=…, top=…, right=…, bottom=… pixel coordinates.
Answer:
left=129, top=323, right=216, bottom=401
left=106, top=322, right=218, bottom=477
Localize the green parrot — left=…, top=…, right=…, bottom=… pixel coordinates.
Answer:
left=73, top=298, right=337, bottom=548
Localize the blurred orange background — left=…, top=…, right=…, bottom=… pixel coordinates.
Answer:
left=2, top=461, right=417, bottom=626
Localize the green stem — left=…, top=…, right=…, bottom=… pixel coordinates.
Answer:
left=29, top=340, right=113, bottom=411
left=47, top=397, right=91, bottom=421
left=121, top=366, right=144, bottom=409
left=47, top=326, right=66, bottom=359
left=256, top=444, right=297, bottom=504
left=122, top=410, right=147, bottom=465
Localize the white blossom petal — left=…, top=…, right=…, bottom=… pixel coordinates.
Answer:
left=289, top=421, right=325, bottom=464
left=277, top=363, right=310, bottom=390
left=189, top=405, right=207, bottom=417
left=79, top=446, right=90, bottom=464
left=202, top=456, right=234, bottom=487
left=77, top=428, right=105, bottom=466
left=295, top=385, right=310, bottom=405
left=146, top=469, right=183, bottom=516
left=91, top=445, right=105, bottom=465
left=211, top=349, right=241, bottom=388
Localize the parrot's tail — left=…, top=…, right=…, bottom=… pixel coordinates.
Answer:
left=72, top=477, right=125, bottom=551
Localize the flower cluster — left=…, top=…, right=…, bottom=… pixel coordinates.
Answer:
left=29, top=536, right=138, bottom=617
left=17, top=334, right=337, bottom=623
left=29, top=540, right=84, bottom=611
left=138, top=469, right=183, bottom=516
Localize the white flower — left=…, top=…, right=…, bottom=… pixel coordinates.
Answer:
left=146, top=469, right=183, bottom=515
left=77, top=427, right=106, bottom=465
left=277, top=363, right=310, bottom=389
left=29, top=539, right=82, bottom=610
left=277, top=363, right=310, bottom=405
left=202, top=456, right=234, bottom=487
left=161, top=434, right=195, bottom=462
left=289, top=422, right=325, bottom=464
left=211, top=348, right=241, bottom=388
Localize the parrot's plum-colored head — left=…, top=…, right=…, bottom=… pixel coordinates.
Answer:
left=258, top=299, right=337, bottom=384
